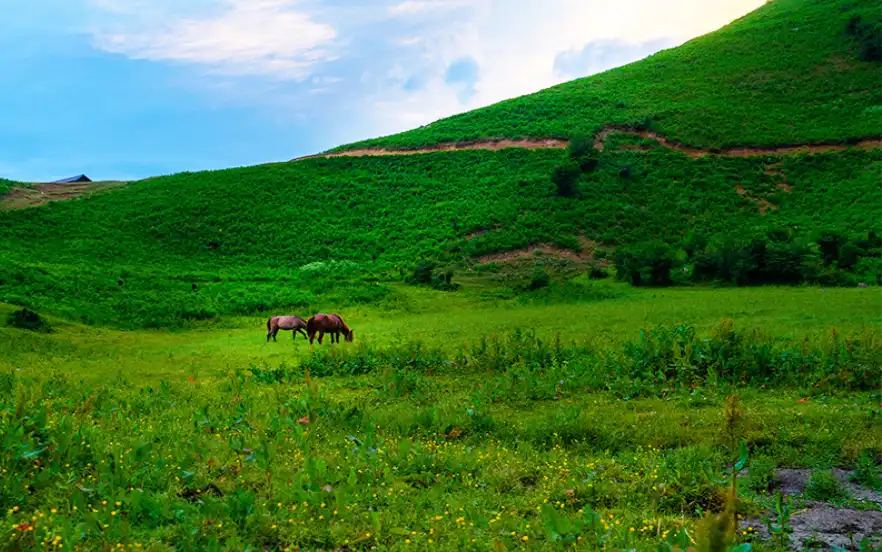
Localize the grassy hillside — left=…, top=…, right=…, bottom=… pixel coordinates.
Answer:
left=0, top=178, right=21, bottom=195
left=335, top=0, right=882, bottom=152
left=1, top=0, right=881, bottom=329
left=1, top=147, right=880, bottom=326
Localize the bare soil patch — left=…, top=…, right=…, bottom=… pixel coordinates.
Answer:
left=294, top=128, right=881, bottom=163
left=735, top=185, right=777, bottom=214
left=1, top=181, right=127, bottom=210
left=475, top=236, right=599, bottom=265
left=770, top=469, right=882, bottom=504
left=741, top=505, right=882, bottom=550
left=291, top=139, right=568, bottom=161
left=595, top=127, right=882, bottom=158
left=739, top=469, right=882, bottom=550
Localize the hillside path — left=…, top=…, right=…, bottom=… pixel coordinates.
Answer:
left=291, top=128, right=882, bottom=162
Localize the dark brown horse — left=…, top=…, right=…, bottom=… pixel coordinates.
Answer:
left=267, top=315, right=308, bottom=342
left=306, top=313, right=353, bottom=344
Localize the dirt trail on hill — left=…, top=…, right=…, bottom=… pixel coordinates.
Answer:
left=291, top=128, right=882, bottom=162
left=290, top=139, right=569, bottom=161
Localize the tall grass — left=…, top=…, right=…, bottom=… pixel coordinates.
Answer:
left=2, top=322, right=880, bottom=550
left=248, top=322, right=881, bottom=393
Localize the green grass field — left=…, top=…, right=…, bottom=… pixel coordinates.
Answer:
left=2, top=285, right=881, bottom=551
left=2, top=0, right=882, bottom=549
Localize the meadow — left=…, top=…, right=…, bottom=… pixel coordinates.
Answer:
left=2, top=0, right=881, bottom=549
left=2, top=282, right=881, bottom=551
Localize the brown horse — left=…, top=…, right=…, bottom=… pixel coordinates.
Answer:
left=266, top=315, right=308, bottom=342
left=306, top=313, right=353, bottom=344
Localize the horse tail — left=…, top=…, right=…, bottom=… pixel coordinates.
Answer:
left=267, top=317, right=273, bottom=331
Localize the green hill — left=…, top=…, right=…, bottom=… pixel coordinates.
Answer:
left=335, top=0, right=882, bottom=151
left=1, top=0, right=880, bottom=328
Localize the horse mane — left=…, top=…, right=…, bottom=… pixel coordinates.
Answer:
left=332, top=313, right=351, bottom=334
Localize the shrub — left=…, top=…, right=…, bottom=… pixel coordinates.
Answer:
left=405, top=261, right=459, bottom=291
left=744, top=456, right=776, bottom=493
left=614, top=240, right=681, bottom=286
left=689, top=230, right=841, bottom=286
left=588, top=264, right=609, bottom=279
left=845, top=15, right=882, bottom=62
left=853, top=257, right=882, bottom=285
left=837, top=242, right=862, bottom=270
left=804, top=470, right=849, bottom=502
left=528, top=268, right=551, bottom=290
left=6, top=307, right=52, bottom=333
left=567, top=135, right=600, bottom=173
left=816, top=230, right=847, bottom=266
left=851, top=449, right=882, bottom=491
left=567, top=135, right=595, bottom=159
left=551, top=163, right=581, bottom=197
left=406, top=261, right=437, bottom=285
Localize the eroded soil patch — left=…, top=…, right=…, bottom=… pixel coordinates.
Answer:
left=1, top=181, right=127, bottom=210
left=742, top=505, right=882, bottom=550
left=297, top=128, right=881, bottom=162
left=291, top=139, right=568, bottom=161
left=739, top=469, right=882, bottom=550
left=734, top=185, right=777, bottom=214
left=475, top=236, right=600, bottom=265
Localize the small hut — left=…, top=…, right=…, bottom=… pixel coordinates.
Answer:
left=54, top=174, right=92, bottom=183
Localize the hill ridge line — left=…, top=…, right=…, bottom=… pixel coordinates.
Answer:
left=291, top=129, right=882, bottom=162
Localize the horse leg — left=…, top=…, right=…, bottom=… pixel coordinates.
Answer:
left=299, top=329, right=308, bottom=340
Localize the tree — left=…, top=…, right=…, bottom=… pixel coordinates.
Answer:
left=567, top=135, right=600, bottom=173
left=552, top=164, right=581, bottom=197
left=528, top=268, right=551, bottom=290
left=614, top=240, right=681, bottom=286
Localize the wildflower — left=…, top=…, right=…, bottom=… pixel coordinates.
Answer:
left=522, top=536, right=529, bottom=542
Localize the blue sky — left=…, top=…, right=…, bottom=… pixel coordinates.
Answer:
left=0, top=0, right=764, bottom=182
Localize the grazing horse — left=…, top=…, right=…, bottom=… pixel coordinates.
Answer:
left=266, top=315, right=308, bottom=342
left=306, top=313, right=353, bottom=344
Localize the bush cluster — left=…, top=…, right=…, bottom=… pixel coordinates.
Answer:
left=846, top=14, right=882, bottom=61
left=6, top=307, right=52, bottom=333
left=551, top=135, right=601, bottom=197
left=614, top=229, right=881, bottom=287
left=405, top=261, right=460, bottom=291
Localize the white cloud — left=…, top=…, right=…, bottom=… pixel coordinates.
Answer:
left=84, top=0, right=768, bottom=146
left=354, top=0, right=766, bottom=138
left=387, top=0, right=477, bottom=17
left=91, top=0, right=337, bottom=80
